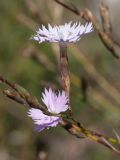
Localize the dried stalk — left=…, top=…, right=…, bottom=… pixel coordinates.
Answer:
left=3, top=89, right=26, bottom=105
left=100, top=2, right=112, bottom=37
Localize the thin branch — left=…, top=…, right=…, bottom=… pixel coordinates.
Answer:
left=113, top=129, right=120, bottom=143
left=54, top=0, right=80, bottom=15
left=3, top=89, right=27, bottom=105
left=100, top=2, right=112, bottom=37
left=0, top=75, right=18, bottom=91
left=60, top=119, right=120, bottom=154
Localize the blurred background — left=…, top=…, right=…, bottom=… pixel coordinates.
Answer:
left=0, top=0, right=120, bottom=159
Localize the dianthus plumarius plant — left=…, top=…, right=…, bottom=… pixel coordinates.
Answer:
left=0, top=20, right=120, bottom=154
left=32, top=22, right=93, bottom=114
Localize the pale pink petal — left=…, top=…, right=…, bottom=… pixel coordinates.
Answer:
left=41, top=88, right=68, bottom=114
left=28, top=108, right=60, bottom=131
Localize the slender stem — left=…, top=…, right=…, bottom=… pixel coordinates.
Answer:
left=59, top=42, right=72, bottom=115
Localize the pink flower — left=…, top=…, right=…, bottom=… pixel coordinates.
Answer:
left=32, top=22, right=93, bottom=43
left=28, top=88, right=68, bottom=132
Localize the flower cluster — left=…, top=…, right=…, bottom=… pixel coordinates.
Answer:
left=29, top=21, right=93, bottom=132
left=32, top=22, right=93, bottom=43
left=28, top=88, right=68, bottom=132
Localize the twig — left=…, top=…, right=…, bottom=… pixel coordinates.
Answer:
left=0, top=75, right=18, bottom=91
left=54, top=0, right=80, bottom=15
left=113, top=129, right=120, bottom=143
left=3, top=89, right=27, bottom=105
left=60, top=119, right=120, bottom=154
left=100, top=2, right=112, bottom=37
